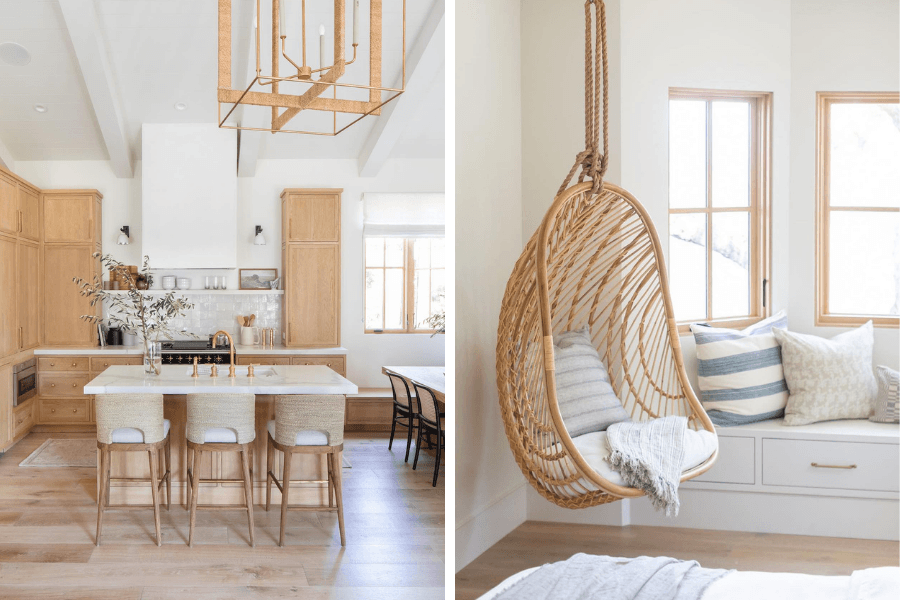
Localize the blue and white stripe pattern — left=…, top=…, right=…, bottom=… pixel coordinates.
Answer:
left=690, top=311, right=788, bottom=427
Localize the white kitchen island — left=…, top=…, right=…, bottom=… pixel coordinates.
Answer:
left=84, top=365, right=358, bottom=507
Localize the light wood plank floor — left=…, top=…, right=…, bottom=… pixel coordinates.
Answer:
left=0, top=431, right=444, bottom=599
left=456, top=520, right=900, bottom=600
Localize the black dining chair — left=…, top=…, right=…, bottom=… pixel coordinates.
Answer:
left=412, top=383, right=444, bottom=487
left=387, top=373, right=418, bottom=462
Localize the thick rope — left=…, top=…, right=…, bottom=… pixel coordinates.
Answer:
left=558, top=0, right=609, bottom=197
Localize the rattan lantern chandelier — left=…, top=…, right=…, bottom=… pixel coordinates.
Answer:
left=217, top=0, right=405, bottom=135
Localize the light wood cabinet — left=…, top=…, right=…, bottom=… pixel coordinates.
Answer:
left=17, top=185, right=40, bottom=242
left=0, top=364, right=12, bottom=449
left=0, top=171, right=17, bottom=236
left=291, top=355, right=346, bottom=376
left=13, top=400, right=34, bottom=440
left=284, top=243, right=340, bottom=347
left=43, top=245, right=98, bottom=346
left=39, top=357, right=91, bottom=372
left=42, top=192, right=100, bottom=243
left=0, top=235, right=17, bottom=358
left=17, top=241, right=40, bottom=349
left=282, top=188, right=341, bottom=243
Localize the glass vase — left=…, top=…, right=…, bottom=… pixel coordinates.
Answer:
left=144, top=341, right=162, bottom=375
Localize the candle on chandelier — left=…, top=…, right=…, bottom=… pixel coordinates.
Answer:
left=279, top=0, right=286, bottom=37
left=352, top=0, right=359, bottom=45
left=319, top=24, right=325, bottom=70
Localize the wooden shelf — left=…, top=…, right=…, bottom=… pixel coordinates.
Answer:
left=104, top=289, right=284, bottom=295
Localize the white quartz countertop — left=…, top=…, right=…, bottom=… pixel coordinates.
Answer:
left=34, top=345, right=348, bottom=356
left=84, top=365, right=358, bottom=395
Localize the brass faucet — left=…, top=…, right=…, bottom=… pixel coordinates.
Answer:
left=211, top=331, right=237, bottom=378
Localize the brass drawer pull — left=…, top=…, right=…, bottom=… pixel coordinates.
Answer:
left=50, top=383, right=55, bottom=388
left=50, top=409, right=56, bottom=413
left=73, top=409, right=77, bottom=413
left=811, top=462, right=857, bottom=470
left=72, top=362, right=77, bottom=367
left=49, top=363, right=55, bottom=367
left=72, top=383, right=77, bottom=388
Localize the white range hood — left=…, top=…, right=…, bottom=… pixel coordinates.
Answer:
left=141, top=124, right=237, bottom=269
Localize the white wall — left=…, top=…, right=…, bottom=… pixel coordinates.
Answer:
left=455, top=0, right=527, bottom=571
left=15, top=157, right=445, bottom=388
left=789, top=0, right=900, bottom=369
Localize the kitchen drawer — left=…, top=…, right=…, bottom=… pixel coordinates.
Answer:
left=91, top=356, right=142, bottom=371
left=763, top=438, right=899, bottom=493
left=13, top=401, right=34, bottom=438
left=237, top=356, right=292, bottom=366
left=690, top=436, right=755, bottom=485
left=39, top=373, right=92, bottom=397
left=291, top=356, right=346, bottom=376
left=39, top=357, right=90, bottom=372
left=38, top=398, right=91, bottom=424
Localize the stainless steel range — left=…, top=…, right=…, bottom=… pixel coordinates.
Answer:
left=160, top=338, right=233, bottom=365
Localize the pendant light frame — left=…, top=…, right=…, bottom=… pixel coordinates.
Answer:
left=217, top=0, right=406, bottom=136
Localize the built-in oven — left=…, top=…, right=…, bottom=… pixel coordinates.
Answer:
left=13, top=358, right=36, bottom=407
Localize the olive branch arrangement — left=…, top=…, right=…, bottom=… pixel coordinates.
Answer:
left=73, top=254, right=198, bottom=371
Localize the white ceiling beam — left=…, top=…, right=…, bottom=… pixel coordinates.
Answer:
left=0, top=134, right=14, bottom=173
left=58, top=0, right=133, bottom=178
left=358, top=0, right=445, bottom=177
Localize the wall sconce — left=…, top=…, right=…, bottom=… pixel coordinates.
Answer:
left=117, top=225, right=130, bottom=245
left=254, top=225, right=266, bottom=246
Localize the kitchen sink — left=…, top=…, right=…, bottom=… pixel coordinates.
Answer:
left=185, top=365, right=278, bottom=377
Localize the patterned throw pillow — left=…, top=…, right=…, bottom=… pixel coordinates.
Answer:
left=690, top=311, right=789, bottom=426
left=870, top=366, right=899, bottom=424
left=773, top=322, right=877, bottom=426
left=554, top=327, right=630, bottom=438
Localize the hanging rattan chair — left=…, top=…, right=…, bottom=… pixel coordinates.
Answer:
left=496, top=0, right=717, bottom=510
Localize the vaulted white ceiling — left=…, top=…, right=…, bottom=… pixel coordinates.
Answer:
left=0, top=0, right=444, bottom=174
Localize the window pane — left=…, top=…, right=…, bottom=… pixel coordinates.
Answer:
left=414, top=238, right=431, bottom=269
left=830, top=103, right=900, bottom=208
left=431, top=238, right=445, bottom=268
left=711, top=101, right=750, bottom=207
left=414, top=269, right=431, bottom=329
left=669, top=100, right=707, bottom=209
left=365, top=237, right=384, bottom=267
left=384, top=268, right=405, bottom=329
left=711, top=212, right=750, bottom=318
left=431, top=269, right=445, bottom=321
left=829, top=211, right=900, bottom=316
left=385, top=238, right=405, bottom=267
left=365, top=268, right=384, bottom=329
left=669, top=213, right=708, bottom=321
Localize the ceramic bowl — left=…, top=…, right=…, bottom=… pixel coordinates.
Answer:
left=176, top=277, right=191, bottom=290
left=161, top=276, right=176, bottom=290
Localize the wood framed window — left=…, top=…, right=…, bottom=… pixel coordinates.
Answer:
left=667, top=88, right=773, bottom=333
left=816, top=92, right=900, bottom=328
left=364, top=237, right=445, bottom=333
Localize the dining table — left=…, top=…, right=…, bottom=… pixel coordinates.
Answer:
left=381, top=366, right=446, bottom=405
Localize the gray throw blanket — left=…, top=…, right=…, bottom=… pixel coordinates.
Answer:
left=606, top=416, right=687, bottom=516
left=494, top=554, right=732, bottom=600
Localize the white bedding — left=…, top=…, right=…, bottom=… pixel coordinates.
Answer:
left=478, top=564, right=899, bottom=600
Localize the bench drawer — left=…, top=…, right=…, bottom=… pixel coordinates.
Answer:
left=90, top=356, right=142, bottom=371
left=38, top=398, right=92, bottom=424
left=13, top=402, right=34, bottom=438
left=291, top=356, right=346, bottom=376
left=39, top=357, right=90, bottom=372
left=690, top=436, right=755, bottom=485
left=763, top=438, right=899, bottom=493
left=39, top=373, right=93, bottom=397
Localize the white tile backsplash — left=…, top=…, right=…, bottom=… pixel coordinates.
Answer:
left=105, top=294, right=282, bottom=341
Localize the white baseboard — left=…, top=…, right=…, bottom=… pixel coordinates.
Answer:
left=456, top=482, right=528, bottom=572
left=526, top=487, right=631, bottom=525
left=630, top=489, right=899, bottom=541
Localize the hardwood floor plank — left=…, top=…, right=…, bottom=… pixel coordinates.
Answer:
left=303, top=563, right=445, bottom=587
left=138, top=586, right=445, bottom=600
left=89, top=544, right=443, bottom=565
left=0, top=544, right=94, bottom=563
left=0, top=586, right=142, bottom=600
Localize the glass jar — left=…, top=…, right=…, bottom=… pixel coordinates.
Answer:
left=144, top=341, right=162, bottom=375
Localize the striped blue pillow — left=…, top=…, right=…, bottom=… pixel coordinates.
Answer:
left=690, top=311, right=789, bottom=427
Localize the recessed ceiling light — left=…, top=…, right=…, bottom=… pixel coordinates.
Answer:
left=174, top=102, right=187, bottom=111
left=0, top=42, right=31, bottom=67
left=33, top=104, right=47, bottom=113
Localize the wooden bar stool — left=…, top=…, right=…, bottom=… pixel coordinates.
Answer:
left=265, top=394, right=346, bottom=547
left=185, top=393, right=256, bottom=547
left=387, top=373, right=418, bottom=462
left=412, top=384, right=444, bottom=487
left=95, top=393, right=172, bottom=546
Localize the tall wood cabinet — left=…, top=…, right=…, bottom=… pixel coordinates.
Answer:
left=281, top=188, right=341, bottom=348
left=41, top=190, right=102, bottom=346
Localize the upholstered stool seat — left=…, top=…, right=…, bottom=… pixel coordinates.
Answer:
left=186, top=393, right=256, bottom=547
left=265, top=395, right=347, bottom=547
left=95, top=394, right=172, bottom=547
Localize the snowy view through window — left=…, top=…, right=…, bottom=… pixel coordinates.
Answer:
left=669, top=97, right=754, bottom=323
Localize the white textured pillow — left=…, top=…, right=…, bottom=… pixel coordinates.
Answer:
left=773, top=322, right=877, bottom=426
left=870, top=366, right=899, bottom=424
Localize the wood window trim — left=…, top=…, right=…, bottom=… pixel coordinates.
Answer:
left=669, top=88, right=773, bottom=335
left=364, top=238, right=441, bottom=334
left=815, top=91, right=900, bottom=329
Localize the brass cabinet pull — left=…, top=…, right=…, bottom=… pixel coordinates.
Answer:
left=72, top=362, right=77, bottom=367
left=73, top=409, right=77, bottom=413
left=811, top=462, right=857, bottom=470
left=50, top=383, right=55, bottom=387
left=72, top=383, right=77, bottom=387
left=51, top=409, right=56, bottom=413
left=49, top=363, right=55, bottom=367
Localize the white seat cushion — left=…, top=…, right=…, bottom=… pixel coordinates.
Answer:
left=571, top=428, right=718, bottom=487
left=111, top=419, right=171, bottom=444
left=267, top=420, right=329, bottom=446
left=201, top=427, right=241, bottom=443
